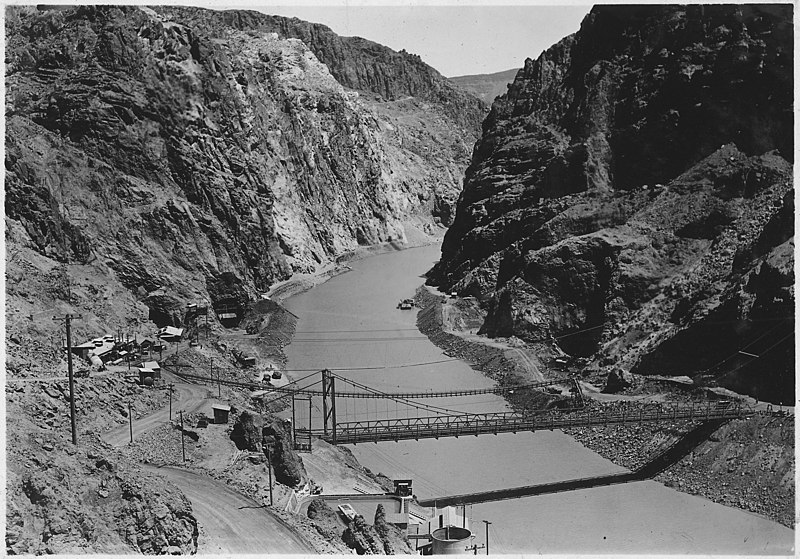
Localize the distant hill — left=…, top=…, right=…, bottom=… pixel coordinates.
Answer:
left=449, top=68, right=519, bottom=106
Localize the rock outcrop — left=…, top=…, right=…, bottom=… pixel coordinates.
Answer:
left=429, top=5, right=793, bottom=402
left=6, top=5, right=482, bottom=327
left=264, top=418, right=307, bottom=487
left=5, top=425, right=198, bottom=555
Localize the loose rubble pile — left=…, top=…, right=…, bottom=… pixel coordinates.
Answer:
left=566, top=414, right=794, bottom=527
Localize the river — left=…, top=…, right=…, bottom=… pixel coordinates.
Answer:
left=283, top=244, right=793, bottom=554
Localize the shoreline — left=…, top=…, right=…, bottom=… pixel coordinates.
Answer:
left=412, top=286, right=795, bottom=529
left=267, top=223, right=445, bottom=304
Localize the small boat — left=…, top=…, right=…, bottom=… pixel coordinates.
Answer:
left=397, top=298, right=415, bottom=310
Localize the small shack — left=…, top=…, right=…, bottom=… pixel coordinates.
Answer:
left=211, top=404, right=231, bottom=424
left=70, top=341, right=97, bottom=360
left=157, top=326, right=184, bottom=342
left=142, top=361, right=161, bottom=378
left=394, top=479, right=413, bottom=497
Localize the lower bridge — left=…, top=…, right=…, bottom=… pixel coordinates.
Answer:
left=306, top=402, right=752, bottom=445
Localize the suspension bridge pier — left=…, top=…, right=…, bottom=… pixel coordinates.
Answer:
left=322, top=369, right=337, bottom=445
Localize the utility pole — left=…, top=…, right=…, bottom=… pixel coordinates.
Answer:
left=128, top=403, right=133, bottom=443
left=179, top=410, right=186, bottom=462
left=265, top=439, right=274, bottom=506
left=482, top=520, right=492, bottom=555
left=53, top=313, right=82, bottom=445
left=168, top=383, right=174, bottom=420
left=211, top=358, right=219, bottom=397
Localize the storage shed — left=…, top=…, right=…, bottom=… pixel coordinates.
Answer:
left=212, top=404, right=231, bottom=424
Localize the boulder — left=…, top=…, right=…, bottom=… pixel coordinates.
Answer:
left=263, top=420, right=306, bottom=487
left=604, top=368, right=637, bottom=393
left=230, top=410, right=264, bottom=452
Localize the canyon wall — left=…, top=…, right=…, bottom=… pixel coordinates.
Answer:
left=429, top=5, right=793, bottom=401
left=6, top=5, right=483, bottom=324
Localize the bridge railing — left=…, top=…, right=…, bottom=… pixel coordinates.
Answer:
left=321, top=402, right=753, bottom=444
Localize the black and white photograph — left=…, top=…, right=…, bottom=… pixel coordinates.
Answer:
left=4, top=1, right=795, bottom=555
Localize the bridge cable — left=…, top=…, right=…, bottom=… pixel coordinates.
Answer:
left=333, top=374, right=478, bottom=416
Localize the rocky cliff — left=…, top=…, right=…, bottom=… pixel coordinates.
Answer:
left=429, top=5, right=794, bottom=402
left=6, top=5, right=482, bottom=326
left=5, top=5, right=482, bottom=553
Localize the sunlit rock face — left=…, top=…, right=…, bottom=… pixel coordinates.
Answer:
left=6, top=5, right=483, bottom=318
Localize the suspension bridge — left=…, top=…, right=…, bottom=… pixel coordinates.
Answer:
left=164, top=363, right=753, bottom=450
left=299, top=371, right=751, bottom=448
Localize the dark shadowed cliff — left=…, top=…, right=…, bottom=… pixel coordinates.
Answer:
left=429, top=4, right=793, bottom=402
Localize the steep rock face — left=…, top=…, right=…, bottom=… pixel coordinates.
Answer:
left=429, top=5, right=793, bottom=401
left=5, top=5, right=480, bottom=326
left=173, top=7, right=487, bottom=132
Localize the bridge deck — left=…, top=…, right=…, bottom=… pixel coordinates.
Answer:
left=306, top=404, right=751, bottom=445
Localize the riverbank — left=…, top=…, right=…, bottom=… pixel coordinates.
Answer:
left=413, top=286, right=795, bottom=529
left=267, top=221, right=445, bottom=303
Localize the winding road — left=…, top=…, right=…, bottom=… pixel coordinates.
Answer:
left=144, top=466, right=313, bottom=554
left=102, top=371, right=314, bottom=554
left=103, top=371, right=214, bottom=447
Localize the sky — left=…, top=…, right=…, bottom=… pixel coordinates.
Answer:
left=221, top=3, right=592, bottom=77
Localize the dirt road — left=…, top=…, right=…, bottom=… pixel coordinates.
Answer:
left=102, top=371, right=215, bottom=447
left=144, top=466, right=313, bottom=554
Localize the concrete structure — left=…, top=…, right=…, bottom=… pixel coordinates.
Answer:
left=138, top=368, right=157, bottom=386
left=212, top=404, right=231, bottom=424
left=412, top=506, right=471, bottom=555
left=70, top=341, right=97, bottom=360
left=431, top=526, right=472, bottom=554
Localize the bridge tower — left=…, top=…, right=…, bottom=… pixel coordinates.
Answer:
left=322, top=369, right=337, bottom=445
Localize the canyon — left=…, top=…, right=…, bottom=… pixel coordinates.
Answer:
left=5, top=4, right=794, bottom=554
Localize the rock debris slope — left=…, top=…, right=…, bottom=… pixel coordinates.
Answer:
left=428, top=5, right=793, bottom=402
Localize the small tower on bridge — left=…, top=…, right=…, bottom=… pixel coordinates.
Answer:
left=322, top=369, right=337, bottom=444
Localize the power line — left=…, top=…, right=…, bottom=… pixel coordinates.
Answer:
left=260, top=379, right=323, bottom=406
left=335, top=374, right=475, bottom=416
left=698, top=319, right=791, bottom=374
left=722, top=331, right=794, bottom=376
